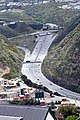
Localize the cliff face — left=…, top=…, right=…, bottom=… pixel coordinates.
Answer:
left=0, top=34, right=24, bottom=79
left=42, top=18, right=80, bottom=93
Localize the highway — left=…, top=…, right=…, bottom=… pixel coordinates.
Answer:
left=21, top=31, right=80, bottom=101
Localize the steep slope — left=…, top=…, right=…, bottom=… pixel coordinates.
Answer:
left=8, top=21, right=33, bottom=34
left=42, top=18, right=80, bottom=93
left=0, top=34, right=24, bottom=79
left=0, top=26, right=18, bottom=38
left=0, top=11, right=34, bottom=24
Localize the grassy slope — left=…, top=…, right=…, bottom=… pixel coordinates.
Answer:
left=25, top=2, right=79, bottom=26
left=0, top=26, right=19, bottom=38
left=42, top=22, right=80, bottom=93
left=0, top=3, right=79, bottom=26
left=11, top=35, right=37, bottom=52
left=8, top=22, right=33, bottom=34
left=0, top=11, right=34, bottom=23
left=0, top=34, right=24, bottom=79
left=0, top=11, right=34, bottom=37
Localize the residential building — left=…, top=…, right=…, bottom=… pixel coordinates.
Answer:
left=0, top=105, right=54, bottom=120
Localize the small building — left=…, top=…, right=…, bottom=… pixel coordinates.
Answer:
left=35, top=89, right=44, bottom=100
left=0, top=105, right=54, bottom=120
left=44, top=23, right=59, bottom=30
left=0, top=78, right=16, bottom=87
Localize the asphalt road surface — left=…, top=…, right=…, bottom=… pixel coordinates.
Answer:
left=22, top=31, right=80, bottom=101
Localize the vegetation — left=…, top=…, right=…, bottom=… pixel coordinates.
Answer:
left=58, top=105, right=77, bottom=118
left=0, top=11, right=34, bottom=24
left=0, top=34, right=24, bottom=79
left=65, top=115, right=78, bottom=120
left=0, top=2, right=79, bottom=26
left=0, top=2, right=80, bottom=92
left=42, top=15, right=80, bottom=93
left=11, top=35, right=37, bottom=52
left=9, top=98, right=40, bottom=105
left=51, top=14, right=80, bottom=44
left=8, top=21, right=33, bottom=34
left=21, top=75, right=52, bottom=93
left=25, top=2, right=79, bottom=26
left=0, top=26, right=18, bottom=38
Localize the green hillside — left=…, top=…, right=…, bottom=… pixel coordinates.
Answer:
left=25, top=2, right=79, bottom=26
left=0, top=2, right=79, bottom=26
left=11, top=35, right=37, bottom=52
left=0, top=11, right=34, bottom=24
left=0, top=26, right=18, bottom=38
left=0, top=34, right=24, bottom=79
left=42, top=16, right=80, bottom=93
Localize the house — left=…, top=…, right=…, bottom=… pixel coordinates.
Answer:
left=0, top=105, right=54, bottom=120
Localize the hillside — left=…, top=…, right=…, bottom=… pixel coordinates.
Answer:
left=25, top=2, right=79, bottom=26
left=0, top=34, right=24, bottom=79
left=8, top=21, right=33, bottom=34
left=42, top=16, right=80, bottom=93
left=11, top=35, right=37, bottom=52
left=0, top=11, right=34, bottom=24
left=0, top=2, right=79, bottom=27
left=0, top=26, right=18, bottom=38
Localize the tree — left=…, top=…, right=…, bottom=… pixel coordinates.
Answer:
left=58, top=105, right=77, bottom=118
left=66, top=115, right=78, bottom=120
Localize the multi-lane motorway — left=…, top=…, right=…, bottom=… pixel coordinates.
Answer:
left=21, top=31, right=80, bottom=100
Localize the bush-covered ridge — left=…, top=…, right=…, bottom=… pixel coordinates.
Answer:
left=0, top=26, right=18, bottom=38
left=25, top=2, right=79, bottom=26
left=42, top=17, right=80, bottom=93
left=0, top=34, right=24, bottom=79
left=0, top=2, right=79, bottom=26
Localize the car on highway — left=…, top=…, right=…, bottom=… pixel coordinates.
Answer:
left=46, top=32, right=51, bottom=35
left=50, top=83, right=52, bottom=85
left=26, top=61, right=31, bottom=63
left=39, top=33, right=46, bottom=36
left=60, top=88, right=63, bottom=90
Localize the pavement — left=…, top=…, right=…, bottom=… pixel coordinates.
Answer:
left=21, top=31, right=80, bottom=101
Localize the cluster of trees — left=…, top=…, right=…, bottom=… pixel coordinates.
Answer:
left=21, top=75, right=52, bottom=93
left=9, top=98, right=40, bottom=105
left=66, top=115, right=78, bottom=120
left=58, top=105, right=79, bottom=120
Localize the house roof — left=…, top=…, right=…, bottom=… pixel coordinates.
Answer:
left=0, top=105, right=48, bottom=120
left=0, top=115, right=22, bottom=120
